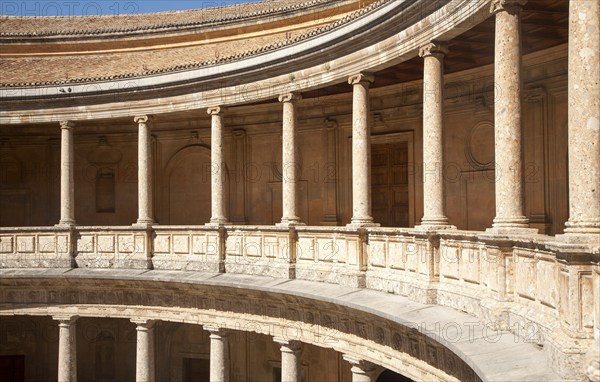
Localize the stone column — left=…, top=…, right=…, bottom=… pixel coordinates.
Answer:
left=208, top=107, right=229, bottom=225
left=418, top=42, right=452, bottom=228
left=564, top=0, right=600, bottom=240
left=348, top=73, right=377, bottom=227
left=343, top=355, right=375, bottom=382
left=274, top=337, right=302, bottom=382
left=132, top=319, right=155, bottom=382
left=55, top=315, right=78, bottom=382
left=278, top=92, right=303, bottom=226
left=58, top=121, right=76, bottom=226
left=134, top=115, right=153, bottom=226
left=208, top=329, right=230, bottom=382
left=489, top=0, right=534, bottom=233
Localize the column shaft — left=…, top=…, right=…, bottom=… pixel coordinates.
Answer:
left=565, top=0, right=600, bottom=237
left=419, top=42, right=451, bottom=228
left=490, top=0, right=531, bottom=231
left=135, top=116, right=153, bottom=225
left=59, top=121, right=75, bottom=226
left=209, top=330, right=230, bottom=382
left=56, top=316, right=77, bottom=382
left=133, top=320, right=155, bottom=382
left=349, top=73, right=376, bottom=227
left=208, top=107, right=228, bottom=225
left=275, top=338, right=302, bottom=382
left=278, top=93, right=303, bottom=226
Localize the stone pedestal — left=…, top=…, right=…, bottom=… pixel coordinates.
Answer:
left=348, top=73, right=378, bottom=227
left=343, top=355, right=375, bottom=382
left=134, top=116, right=154, bottom=227
left=58, top=121, right=76, bottom=226
left=55, top=315, right=78, bottom=382
left=418, top=42, right=453, bottom=229
left=208, top=329, right=230, bottom=382
left=274, top=337, right=302, bottom=382
left=208, top=107, right=229, bottom=225
left=133, top=319, right=155, bottom=382
left=563, top=0, right=600, bottom=242
left=278, top=93, right=304, bottom=226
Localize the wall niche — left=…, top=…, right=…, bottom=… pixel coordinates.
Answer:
left=87, top=136, right=122, bottom=214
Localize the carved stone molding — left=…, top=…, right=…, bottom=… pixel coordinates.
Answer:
left=59, top=121, right=75, bottom=130
left=348, top=72, right=374, bottom=86
left=207, top=106, right=226, bottom=115
left=134, top=115, right=149, bottom=125
left=419, top=42, right=448, bottom=58
left=278, top=92, right=302, bottom=103
left=490, top=0, right=527, bottom=14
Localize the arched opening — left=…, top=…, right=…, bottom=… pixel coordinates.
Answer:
left=163, top=145, right=230, bottom=225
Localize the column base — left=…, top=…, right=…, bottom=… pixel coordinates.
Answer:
left=563, top=221, right=600, bottom=244
left=133, top=220, right=154, bottom=229
left=56, top=220, right=76, bottom=228
left=277, top=220, right=305, bottom=227
left=556, top=232, right=600, bottom=246
left=486, top=226, right=538, bottom=235
left=488, top=217, right=537, bottom=235
left=415, top=224, right=456, bottom=231
left=348, top=217, right=379, bottom=228
left=207, top=219, right=230, bottom=227
left=417, top=216, right=455, bottom=230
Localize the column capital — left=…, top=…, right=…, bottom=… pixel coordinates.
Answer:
left=131, top=319, right=156, bottom=329
left=53, top=315, right=78, bottom=325
left=419, top=42, right=448, bottom=58
left=343, top=355, right=376, bottom=378
left=273, top=337, right=302, bottom=352
left=134, top=115, right=150, bottom=124
left=206, top=327, right=230, bottom=337
left=348, top=72, right=374, bottom=86
left=207, top=106, right=227, bottom=115
left=490, top=0, right=526, bottom=14
left=342, top=355, right=374, bottom=370
left=278, top=92, right=302, bottom=103
left=59, top=121, right=75, bottom=130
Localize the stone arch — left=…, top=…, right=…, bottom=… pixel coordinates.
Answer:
left=162, top=144, right=230, bottom=225
left=0, top=276, right=485, bottom=382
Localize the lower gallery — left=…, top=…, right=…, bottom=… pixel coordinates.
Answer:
left=0, top=0, right=599, bottom=381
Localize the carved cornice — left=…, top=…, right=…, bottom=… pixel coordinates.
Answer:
left=490, top=0, right=527, bottom=14
left=419, top=42, right=448, bottom=58
left=0, top=0, right=492, bottom=124
left=348, top=72, right=375, bottom=86
left=278, top=92, right=302, bottom=103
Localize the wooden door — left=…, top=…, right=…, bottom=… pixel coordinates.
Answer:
left=371, top=142, right=410, bottom=227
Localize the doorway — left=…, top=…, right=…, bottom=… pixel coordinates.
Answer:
left=371, top=138, right=413, bottom=227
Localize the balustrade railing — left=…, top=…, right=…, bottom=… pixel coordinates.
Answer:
left=1, top=224, right=598, bottom=375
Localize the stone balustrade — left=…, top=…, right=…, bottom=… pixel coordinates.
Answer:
left=1, top=225, right=598, bottom=378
